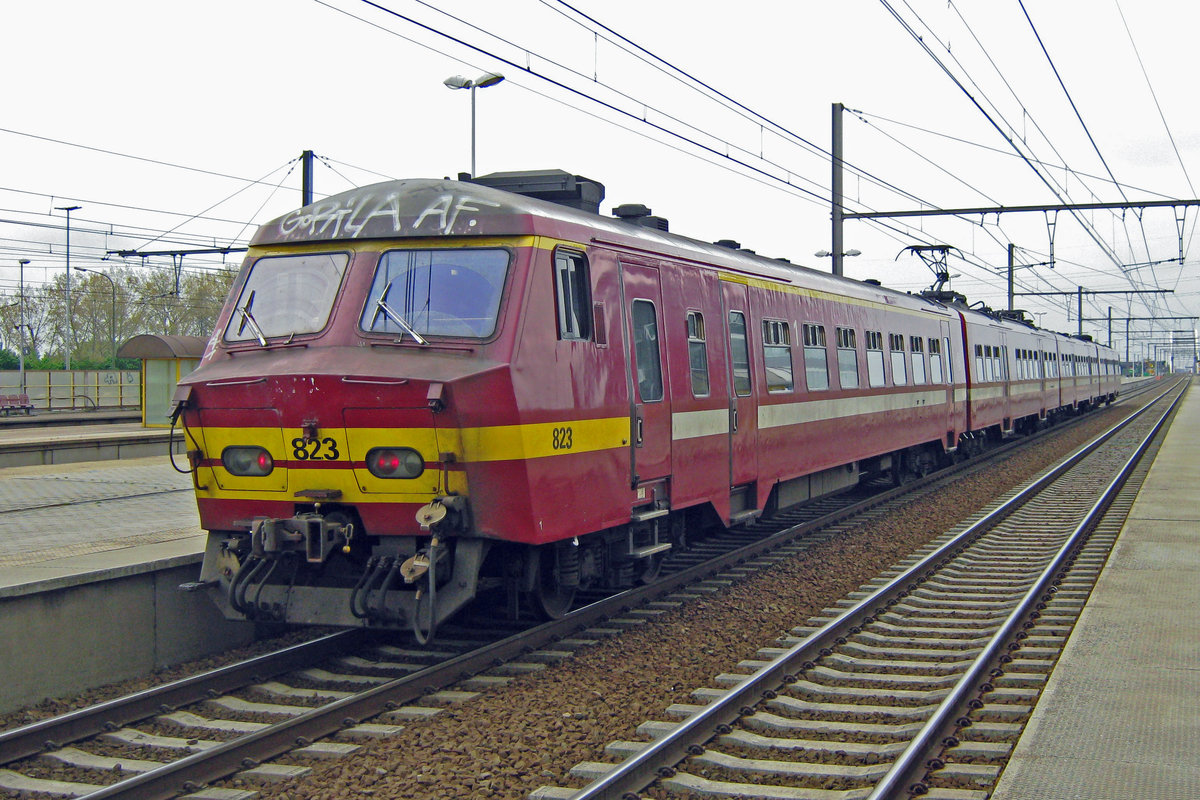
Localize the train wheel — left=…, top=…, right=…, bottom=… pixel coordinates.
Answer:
left=533, top=569, right=576, bottom=618
left=530, top=546, right=577, bottom=619
left=636, top=552, right=664, bottom=584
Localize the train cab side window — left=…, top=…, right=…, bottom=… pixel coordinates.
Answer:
left=928, top=338, right=944, bottom=384
left=763, top=320, right=795, bottom=393
left=631, top=299, right=663, bottom=401
left=554, top=250, right=591, bottom=341
left=802, top=323, right=829, bottom=391
left=909, top=336, right=927, bottom=385
left=837, top=327, right=859, bottom=389
left=944, top=337, right=953, bottom=383
left=687, top=312, right=710, bottom=396
left=866, top=330, right=886, bottom=387
left=729, top=311, right=752, bottom=397
left=889, top=333, right=907, bottom=386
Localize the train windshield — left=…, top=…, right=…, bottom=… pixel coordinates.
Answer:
left=360, top=248, right=509, bottom=340
left=223, top=252, right=349, bottom=344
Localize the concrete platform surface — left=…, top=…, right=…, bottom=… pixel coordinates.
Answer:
left=0, top=455, right=203, bottom=593
left=991, top=378, right=1200, bottom=799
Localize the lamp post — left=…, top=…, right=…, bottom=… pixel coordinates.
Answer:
left=55, top=205, right=81, bottom=370
left=814, top=248, right=861, bottom=264
left=443, top=71, right=505, bottom=178
left=17, top=259, right=29, bottom=392
left=73, top=266, right=116, bottom=369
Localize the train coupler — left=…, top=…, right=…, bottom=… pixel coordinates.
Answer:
left=249, top=513, right=355, bottom=564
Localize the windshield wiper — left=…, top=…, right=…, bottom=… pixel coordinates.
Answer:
left=372, top=280, right=428, bottom=345
left=235, top=290, right=268, bottom=346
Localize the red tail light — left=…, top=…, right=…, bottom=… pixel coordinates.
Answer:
left=366, top=447, right=424, bottom=479
left=222, top=446, right=274, bottom=476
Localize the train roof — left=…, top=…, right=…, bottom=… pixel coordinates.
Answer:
left=252, top=170, right=954, bottom=317
left=252, top=169, right=1115, bottom=356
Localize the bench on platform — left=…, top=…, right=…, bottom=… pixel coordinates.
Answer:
left=0, top=394, right=33, bottom=415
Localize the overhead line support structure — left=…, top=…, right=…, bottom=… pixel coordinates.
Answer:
left=843, top=197, right=1200, bottom=220
left=108, top=246, right=248, bottom=296
left=1076, top=314, right=1198, bottom=358
left=1012, top=288, right=1171, bottom=338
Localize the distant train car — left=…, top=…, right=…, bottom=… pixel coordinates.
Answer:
left=174, top=170, right=1119, bottom=637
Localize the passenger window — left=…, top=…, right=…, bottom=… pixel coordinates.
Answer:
left=866, top=330, right=886, bottom=387
left=802, top=323, right=829, bottom=391
left=909, top=335, right=927, bottom=385
left=837, top=327, right=859, bottom=389
left=631, top=300, right=662, bottom=401
left=554, top=249, right=591, bottom=340
left=687, top=312, right=710, bottom=397
left=929, top=338, right=944, bottom=384
left=763, top=320, right=794, bottom=393
left=729, top=311, right=752, bottom=396
left=889, top=333, right=907, bottom=386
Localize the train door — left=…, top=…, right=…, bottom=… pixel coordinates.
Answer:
left=1000, top=331, right=1013, bottom=432
left=721, top=281, right=758, bottom=513
left=939, top=319, right=958, bottom=446
left=619, top=261, right=671, bottom=486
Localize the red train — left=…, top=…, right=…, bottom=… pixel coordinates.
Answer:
left=176, top=170, right=1120, bottom=637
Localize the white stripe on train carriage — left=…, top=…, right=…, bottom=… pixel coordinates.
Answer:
left=756, top=388, right=950, bottom=431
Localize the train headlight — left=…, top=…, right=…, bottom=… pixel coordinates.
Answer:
left=222, top=446, right=274, bottom=476
left=366, top=447, right=424, bottom=479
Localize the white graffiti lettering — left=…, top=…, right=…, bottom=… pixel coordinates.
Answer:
left=344, top=192, right=402, bottom=238
left=276, top=189, right=501, bottom=239
left=413, top=193, right=501, bottom=233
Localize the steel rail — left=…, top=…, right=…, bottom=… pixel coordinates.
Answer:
left=564, top=380, right=1183, bottom=800
left=0, top=631, right=361, bottom=765
left=5, top=380, right=1170, bottom=798
left=868, top=380, right=1185, bottom=798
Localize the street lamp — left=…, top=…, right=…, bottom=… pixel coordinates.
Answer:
left=55, top=205, right=81, bottom=370
left=443, top=71, right=505, bottom=178
left=17, top=259, right=29, bottom=392
left=73, top=266, right=116, bottom=369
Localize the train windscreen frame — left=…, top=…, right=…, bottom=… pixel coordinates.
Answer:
left=223, top=252, right=349, bottom=343
left=360, top=248, right=510, bottom=339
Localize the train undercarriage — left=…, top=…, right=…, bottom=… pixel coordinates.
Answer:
left=194, top=394, right=1116, bottom=641
left=195, top=501, right=688, bottom=642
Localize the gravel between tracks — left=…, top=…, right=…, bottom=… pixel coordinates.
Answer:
left=1, top=405, right=1133, bottom=800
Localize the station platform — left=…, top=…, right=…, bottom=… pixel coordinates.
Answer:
left=991, top=377, right=1200, bottom=798
left=0, top=456, right=247, bottom=714
left=0, top=419, right=183, bottom=468
left=0, top=455, right=204, bottom=594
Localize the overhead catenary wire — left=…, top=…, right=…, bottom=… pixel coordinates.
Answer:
left=2, top=1, right=1190, bottom=348
left=880, top=0, right=1180, bottom=330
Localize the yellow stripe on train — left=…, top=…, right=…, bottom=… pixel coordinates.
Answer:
left=185, top=416, right=628, bottom=500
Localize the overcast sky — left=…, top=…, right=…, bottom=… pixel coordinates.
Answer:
left=4, top=0, right=1199, bottom=359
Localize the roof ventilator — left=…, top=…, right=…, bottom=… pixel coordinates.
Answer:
left=468, top=169, right=605, bottom=214
left=612, top=203, right=669, bottom=232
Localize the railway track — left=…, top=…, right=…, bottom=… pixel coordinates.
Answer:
left=0, top=380, right=1173, bottom=800
left=540, top=380, right=1185, bottom=800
